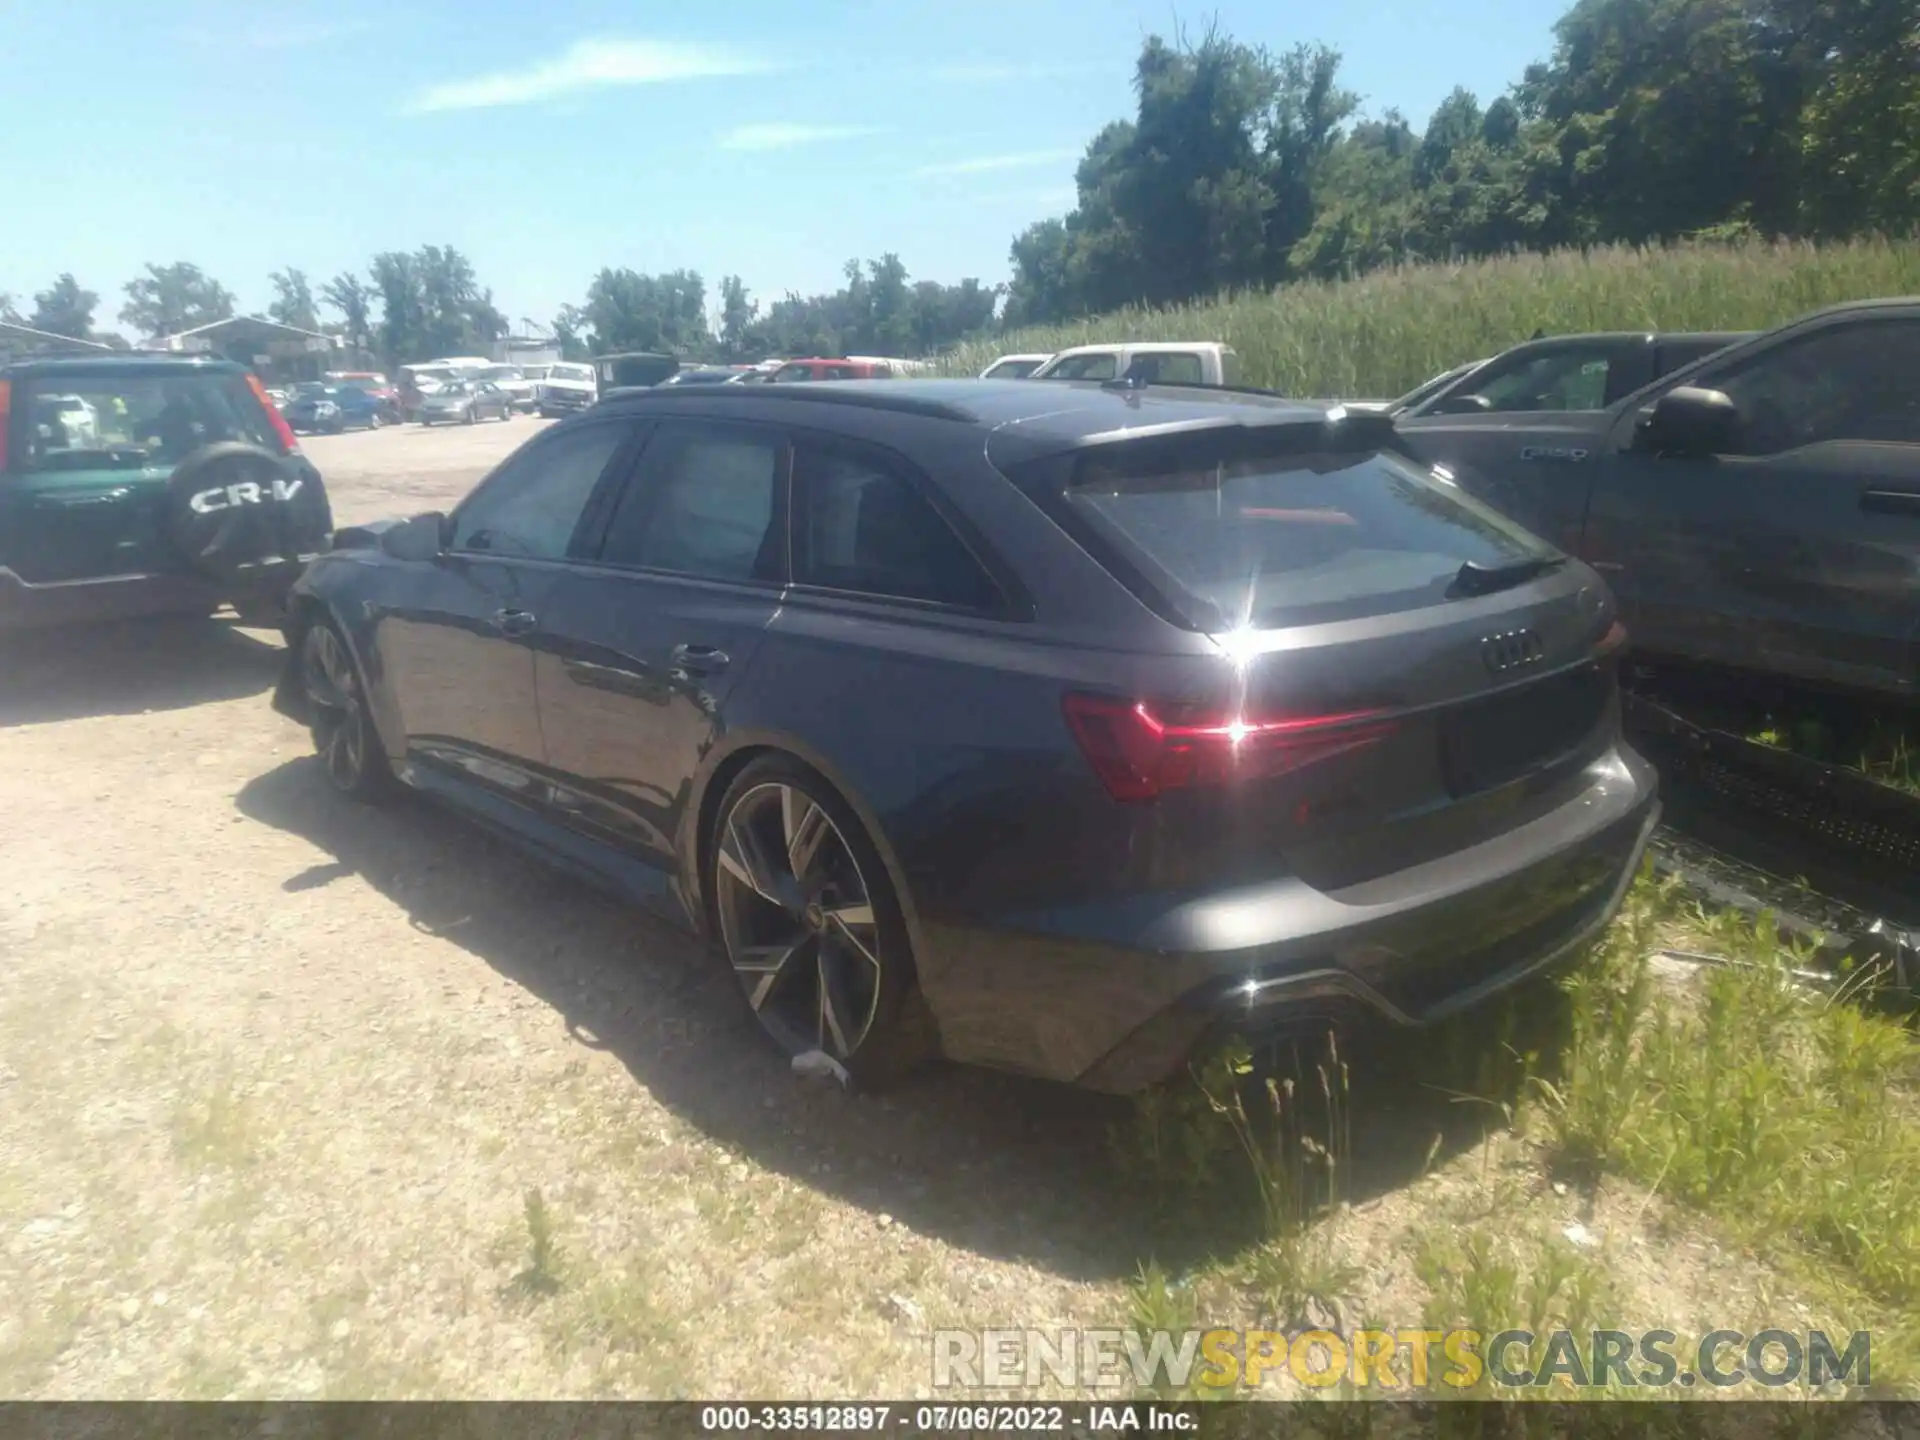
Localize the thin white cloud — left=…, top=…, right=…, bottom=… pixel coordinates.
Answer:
left=717, top=123, right=883, bottom=152
left=926, top=61, right=1111, bottom=84
left=405, top=38, right=769, bottom=115
left=916, top=147, right=1081, bottom=178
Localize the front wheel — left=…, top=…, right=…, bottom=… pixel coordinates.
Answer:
left=300, top=619, right=395, bottom=801
left=709, top=757, right=935, bottom=1087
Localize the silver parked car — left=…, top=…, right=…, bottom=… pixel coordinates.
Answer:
left=417, top=380, right=514, bottom=426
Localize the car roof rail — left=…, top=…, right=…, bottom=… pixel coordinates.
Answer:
left=597, top=381, right=976, bottom=422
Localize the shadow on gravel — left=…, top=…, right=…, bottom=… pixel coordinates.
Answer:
left=235, top=754, right=1530, bottom=1280
left=0, top=615, right=283, bottom=726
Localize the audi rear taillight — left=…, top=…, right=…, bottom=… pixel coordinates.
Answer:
left=0, top=380, right=10, bottom=474
left=1596, top=619, right=1628, bottom=658
left=1062, top=692, right=1395, bottom=803
left=246, top=373, right=300, bottom=454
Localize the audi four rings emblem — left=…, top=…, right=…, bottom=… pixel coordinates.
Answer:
left=1481, top=629, right=1545, bottom=674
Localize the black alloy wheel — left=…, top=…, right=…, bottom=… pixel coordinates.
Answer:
left=711, top=759, right=932, bottom=1085
left=301, top=621, right=394, bottom=800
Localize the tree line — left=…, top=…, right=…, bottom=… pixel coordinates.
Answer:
left=1005, top=0, right=1916, bottom=324
left=7, top=0, right=1912, bottom=363
left=1, top=249, right=1000, bottom=369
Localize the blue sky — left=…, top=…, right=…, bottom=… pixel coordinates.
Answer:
left=0, top=0, right=1559, bottom=337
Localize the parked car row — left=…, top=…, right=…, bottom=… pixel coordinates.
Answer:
left=7, top=293, right=1911, bottom=1096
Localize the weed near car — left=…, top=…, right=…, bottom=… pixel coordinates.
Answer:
left=1112, top=866, right=1920, bottom=1397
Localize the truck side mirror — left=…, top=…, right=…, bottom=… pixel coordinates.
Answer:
left=1635, top=386, right=1738, bottom=457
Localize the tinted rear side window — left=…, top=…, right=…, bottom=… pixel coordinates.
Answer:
left=793, top=442, right=1001, bottom=610
left=1040, top=436, right=1552, bottom=631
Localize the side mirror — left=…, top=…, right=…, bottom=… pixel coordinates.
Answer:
left=1635, top=386, right=1738, bottom=457
left=1428, top=393, right=1493, bottom=416
left=380, top=510, right=446, bottom=562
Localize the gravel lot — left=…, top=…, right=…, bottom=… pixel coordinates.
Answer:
left=0, top=423, right=1816, bottom=1401
left=0, top=423, right=1135, bottom=1398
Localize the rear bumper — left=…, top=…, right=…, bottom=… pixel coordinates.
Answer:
left=917, top=746, right=1661, bottom=1092
left=0, top=559, right=314, bottom=631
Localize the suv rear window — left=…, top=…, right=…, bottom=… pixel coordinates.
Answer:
left=15, top=371, right=276, bottom=474
left=1041, top=434, right=1553, bottom=631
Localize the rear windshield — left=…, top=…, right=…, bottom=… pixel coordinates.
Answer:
left=15, top=372, right=275, bottom=474
left=1045, top=436, right=1554, bottom=631
left=986, top=358, right=1044, bottom=379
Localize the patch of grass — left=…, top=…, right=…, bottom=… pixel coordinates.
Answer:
left=506, top=1187, right=564, bottom=1300
left=1536, top=873, right=1920, bottom=1322
left=169, top=1071, right=258, bottom=1169
left=937, top=236, right=1920, bottom=399
left=1414, top=1222, right=1617, bottom=1397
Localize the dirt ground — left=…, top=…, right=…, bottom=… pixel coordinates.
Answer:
left=0, top=423, right=1144, bottom=1399
left=299, top=414, right=551, bottom=525
left=0, top=424, right=1819, bottom=1400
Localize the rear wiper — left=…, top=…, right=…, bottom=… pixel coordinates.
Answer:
left=1447, top=555, right=1567, bottom=599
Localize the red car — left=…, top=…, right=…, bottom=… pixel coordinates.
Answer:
left=766, top=357, right=894, bottom=382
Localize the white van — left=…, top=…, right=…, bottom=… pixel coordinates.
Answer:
left=1028, top=342, right=1239, bottom=387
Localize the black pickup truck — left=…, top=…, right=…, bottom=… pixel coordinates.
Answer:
left=1396, top=299, right=1920, bottom=703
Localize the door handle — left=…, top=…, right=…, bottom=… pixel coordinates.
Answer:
left=493, top=608, right=537, bottom=636
left=1861, top=489, right=1920, bottom=517
left=670, top=643, right=730, bottom=674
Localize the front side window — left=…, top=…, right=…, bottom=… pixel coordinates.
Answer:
left=449, top=421, right=631, bottom=559
left=1459, top=349, right=1614, bottom=413
left=793, top=442, right=1000, bottom=609
left=1709, top=320, right=1920, bottom=454
left=1041, top=353, right=1119, bottom=381
left=984, top=358, right=1043, bottom=379
left=597, top=423, right=783, bottom=583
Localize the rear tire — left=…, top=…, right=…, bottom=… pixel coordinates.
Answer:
left=299, top=619, right=395, bottom=802
left=709, top=755, right=936, bottom=1089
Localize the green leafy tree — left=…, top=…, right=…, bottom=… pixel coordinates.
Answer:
left=367, top=246, right=504, bottom=364
left=268, top=268, right=320, bottom=331
left=581, top=268, right=711, bottom=356
left=718, top=275, right=759, bottom=359
left=119, top=262, right=235, bottom=339
left=29, top=274, right=99, bottom=339
left=320, top=272, right=374, bottom=356
left=551, top=303, right=590, bottom=362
